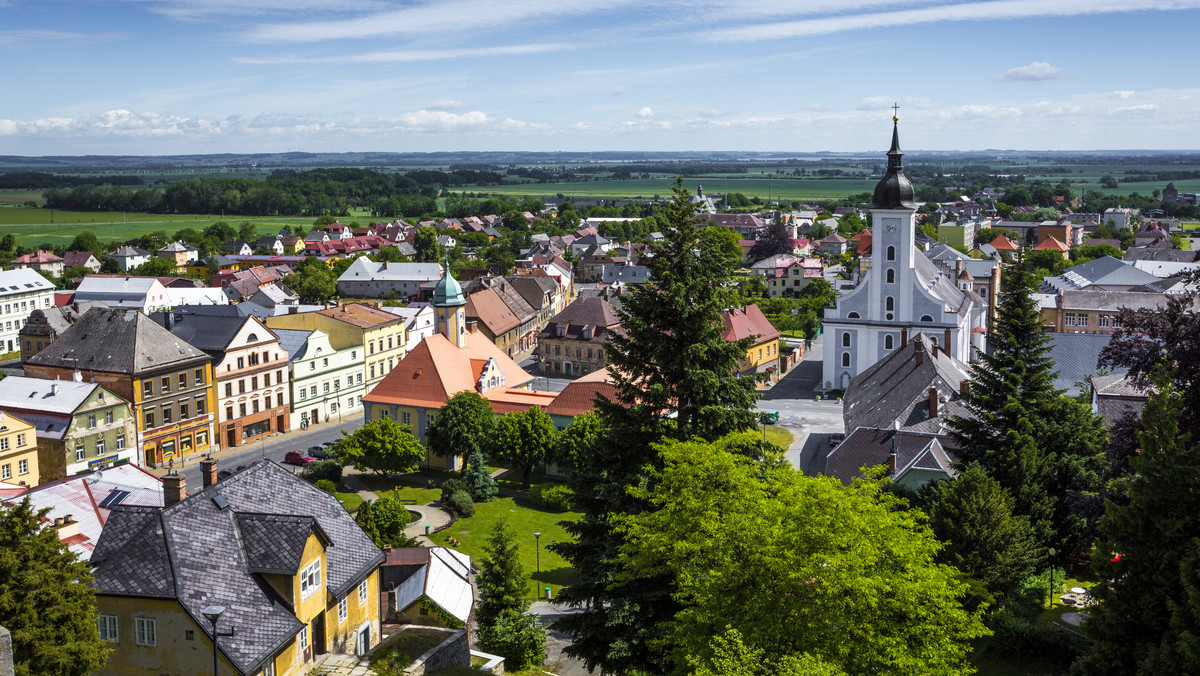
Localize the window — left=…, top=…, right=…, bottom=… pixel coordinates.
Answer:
left=842, top=333, right=851, bottom=347
left=887, top=245, right=896, bottom=261
left=239, top=380, right=246, bottom=394
left=143, top=381, right=153, bottom=397
left=300, top=389, right=307, bottom=401
left=359, top=579, right=368, bottom=605
left=1078, top=313, right=1089, bottom=327
left=106, top=410, right=113, bottom=425
left=885, top=334, right=894, bottom=350
left=338, top=597, right=348, bottom=623
left=351, top=350, right=357, bottom=359
left=885, top=296, right=894, bottom=312
left=841, top=352, right=850, bottom=367
left=76, top=444, right=86, bottom=461
left=370, top=364, right=376, bottom=379
left=323, top=382, right=330, bottom=393
left=237, top=357, right=245, bottom=369
left=15, top=433, right=24, bottom=447
left=334, top=378, right=340, bottom=390
left=263, top=661, right=276, bottom=676
left=88, top=414, right=97, bottom=429
left=145, top=411, right=155, bottom=428
left=262, top=351, right=269, bottom=364
left=402, top=411, right=411, bottom=425
left=180, top=403, right=189, bottom=420
left=299, top=625, right=309, bottom=652
left=135, top=617, right=156, bottom=646
left=116, top=433, right=125, bottom=450
left=251, top=376, right=258, bottom=391
left=920, top=315, right=934, bottom=322
left=310, top=362, right=316, bottom=371
left=300, top=559, right=321, bottom=599
left=197, top=430, right=207, bottom=447
left=98, top=615, right=118, bottom=642
left=178, top=373, right=187, bottom=390
left=225, top=383, right=233, bottom=397
left=0, top=465, right=8, bottom=480
left=426, top=414, right=434, bottom=427
left=277, top=371, right=283, bottom=385
left=1064, top=312, right=1077, bottom=327
left=160, top=377, right=170, bottom=393
left=1113, top=315, right=1123, bottom=328
left=195, top=368, right=204, bottom=384
left=1099, top=314, right=1111, bottom=328
left=163, top=407, right=173, bottom=424
left=322, top=357, right=329, bottom=367
left=197, top=398, right=206, bottom=414
left=96, top=438, right=105, bottom=456
left=886, top=268, right=895, bottom=284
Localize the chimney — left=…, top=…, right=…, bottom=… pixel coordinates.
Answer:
left=960, top=380, right=970, bottom=401
left=928, top=387, right=939, bottom=418
left=55, top=514, right=80, bottom=540
left=200, top=458, right=218, bottom=488
left=166, top=311, right=176, bottom=330
left=50, top=382, right=59, bottom=396
left=944, top=329, right=953, bottom=358
left=467, top=321, right=479, bottom=334
left=955, top=259, right=963, bottom=275
left=913, top=340, right=924, bottom=365
left=889, top=433, right=899, bottom=475
left=900, top=327, right=909, bottom=347
left=163, top=474, right=186, bottom=507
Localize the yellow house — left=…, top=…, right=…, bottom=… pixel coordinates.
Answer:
left=90, top=460, right=384, bottom=675
left=267, top=303, right=406, bottom=393
left=0, top=411, right=39, bottom=487
left=721, top=305, right=783, bottom=379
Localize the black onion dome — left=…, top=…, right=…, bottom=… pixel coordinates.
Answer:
left=870, top=119, right=915, bottom=209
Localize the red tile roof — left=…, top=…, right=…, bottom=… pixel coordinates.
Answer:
left=989, top=235, right=1019, bottom=251
left=12, top=249, right=63, bottom=264
left=317, top=302, right=403, bottom=329
left=465, top=288, right=520, bottom=335
left=721, top=304, right=780, bottom=347
left=1033, top=235, right=1069, bottom=252
left=546, top=368, right=618, bottom=417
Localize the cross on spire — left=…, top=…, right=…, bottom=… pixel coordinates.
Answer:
left=891, top=102, right=900, bottom=121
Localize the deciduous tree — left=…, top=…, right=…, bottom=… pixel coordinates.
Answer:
left=334, top=418, right=424, bottom=476
left=489, top=407, right=557, bottom=488
left=425, top=391, right=495, bottom=462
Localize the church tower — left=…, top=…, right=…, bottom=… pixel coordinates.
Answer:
left=865, top=114, right=918, bottom=328
left=432, top=259, right=467, bottom=348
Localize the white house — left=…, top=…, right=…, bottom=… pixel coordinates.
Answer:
left=382, top=304, right=437, bottom=352
left=108, top=246, right=152, bottom=272
left=0, top=268, right=57, bottom=354
left=74, top=276, right=171, bottom=313
left=278, top=328, right=366, bottom=429
left=336, top=258, right=444, bottom=299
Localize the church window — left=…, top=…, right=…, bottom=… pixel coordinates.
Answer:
left=847, top=312, right=859, bottom=319
left=886, top=269, right=895, bottom=284
left=885, top=335, right=894, bottom=350
left=842, top=333, right=851, bottom=348
left=841, top=352, right=850, bottom=367
left=887, top=246, right=896, bottom=261
left=920, top=315, right=934, bottom=323
left=885, top=297, right=894, bottom=312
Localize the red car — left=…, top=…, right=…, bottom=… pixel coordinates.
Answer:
left=284, top=450, right=315, bottom=465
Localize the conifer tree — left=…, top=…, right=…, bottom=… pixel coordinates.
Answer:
left=476, top=518, right=529, bottom=628
left=462, top=449, right=498, bottom=502
left=1078, top=367, right=1200, bottom=675
left=552, top=180, right=759, bottom=675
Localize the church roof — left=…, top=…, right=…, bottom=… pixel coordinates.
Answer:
left=913, top=253, right=983, bottom=317
left=869, top=119, right=915, bottom=210
left=432, top=263, right=465, bottom=307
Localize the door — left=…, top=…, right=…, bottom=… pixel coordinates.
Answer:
left=226, top=429, right=236, bottom=448
left=356, top=626, right=370, bottom=655
left=312, top=408, right=319, bottom=425
left=312, top=613, right=326, bottom=656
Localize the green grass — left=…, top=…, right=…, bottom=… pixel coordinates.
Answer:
left=370, top=628, right=453, bottom=674
left=466, top=176, right=876, bottom=202
left=440, top=496, right=580, bottom=596
left=334, top=491, right=364, bottom=513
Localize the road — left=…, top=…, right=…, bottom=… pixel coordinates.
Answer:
left=757, top=334, right=844, bottom=474
left=172, top=417, right=362, bottom=488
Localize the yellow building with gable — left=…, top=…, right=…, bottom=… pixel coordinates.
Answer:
left=0, top=411, right=39, bottom=487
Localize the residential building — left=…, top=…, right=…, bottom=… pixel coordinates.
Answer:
left=215, top=265, right=295, bottom=303
left=154, top=311, right=291, bottom=449
left=601, top=262, right=652, bottom=285
left=537, top=294, right=621, bottom=377
left=1090, top=374, right=1150, bottom=428
left=1033, top=235, right=1070, bottom=259
left=108, top=245, right=153, bottom=272
left=0, top=376, right=137, bottom=481
left=11, top=250, right=64, bottom=277
left=156, top=241, right=200, bottom=267
left=1039, top=290, right=1171, bottom=334
left=279, top=328, right=365, bottom=430
left=464, top=287, right=522, bottom=358
left=820, top=119, right=987, bottom=391
left=697, top=213, right=766, bottom=240
left=818, top=233, right=848, bottom=256
left=824, top=428, right=957, bottom=490
left=1040, top=256, right=1161, bottom=293
left=362, top=267, right=546, bottom=469
left=381, top=547, right=473, bottom=627
left=267, top=303, right=406, bottom=393
left=925, top=245, right=1002, bottom=326
left=73, top=276, right=172, bottom=312
left=19, top=300, right=107, bottom=363
left=0, top=268, right=57, bottom=353
left=223, top=240, right=253, bottom=256
left=63, top=251, right=102, bottom=273
left=569, top=233, right=613, bottom=256
left=25, top=308, right=216, bottom=467
left=1, top=463, right=163, bottom=559
left=0, top=412, right=39, bottom=487
left=381, top=304, right=437, bottom=353
left=933, top=218, right=976, bottom=250
left=1103, top=206, right=1137, bottom=229
left=766, top=258, right=824, bottom=298
left=90, top=460, right=385, bottom=675
left=721, top=305, right=781, bottom=379
left=335, top=259, right=443, bottom=299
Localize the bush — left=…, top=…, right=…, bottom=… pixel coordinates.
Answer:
left=356, top=497, right=421, bottom=547
left=314, top=479, right=338, bottom=494
left=477, top=609, right=546, bottom=671
left=301, top=460, right=342, bottom=484
left=529, top=483, right=574, bottom=512
left=441, top=477, right=469, bottom=504
left=446, top=489, right=475, bottom=518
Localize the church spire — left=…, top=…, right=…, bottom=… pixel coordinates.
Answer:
left=871, top=109, right=915, bottom=210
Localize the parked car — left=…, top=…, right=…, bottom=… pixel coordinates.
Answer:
left=829, top=433, right=844, bottom=447
left=307, top=445, right=330, bottom=459
left=284, top=450, right=315, bottom=465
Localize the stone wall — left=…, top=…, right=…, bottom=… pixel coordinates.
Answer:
left=402, top=626, right=469, bottom=676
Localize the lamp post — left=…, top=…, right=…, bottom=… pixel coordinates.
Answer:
left=1048, top=548, right=1057, bottom=608
left=202, top=605, right=226, bottom=676
left=534, top=532, right=542, bottom=600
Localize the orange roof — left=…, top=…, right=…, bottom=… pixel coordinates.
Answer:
left=317, top=302, right=403, bottom=329
left=721, top=305, right=780, bottom=347
left=546, top=368, right=618, bottom=417
left=1033, top=235, right=1069, bottom=252
left=464, top=288, right=520, bottom=335
left=486, top=388, right=559, bottom=414
left=989, top=235, right=1019, bottom=251
left=363, top=330, right=534, bottom=409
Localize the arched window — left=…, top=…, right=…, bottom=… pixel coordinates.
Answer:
left=887, top=246, right=896, bottom=261
left=885, top=334, right=894, bottom=350
left=920, top=315, right=934, bottom=322
left=842, top=352, right=850, bottom=367
left=886, top=296, right=894, bottom=312
left=842, top=333, right=851, bottom=347
left=847, top=312, right=860, bottom=319
left=886, top=268, right=895, bottom=284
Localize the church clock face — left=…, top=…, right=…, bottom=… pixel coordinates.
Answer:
left=886, top=223, right=897, bottom=233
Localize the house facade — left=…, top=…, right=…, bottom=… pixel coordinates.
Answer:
left=267, top=303, right=406, bottom=394
left=285, top=329, right=366, bottom=430
left=536, top=294, right=621, bottom=377
left=0, top=411, right=39, bottom=487
left=0, top=268, right=57, bottom=354
left=11, top=250, right=65, bottom=277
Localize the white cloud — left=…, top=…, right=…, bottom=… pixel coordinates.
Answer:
left=0, top=29, right=125, bottom=48
left=993, top=61, right=1063, bottom=82
left=426, top=99, right=465, bottom=112
left=698, top=0, right=1200, bottom=42
left=131, top=0, right=387, bottom=20
left=637, top=106, right=655, bottom=119
left=1111, top=90, right=1136, bottom=99
left=237, top=42, right=574, bottom=65
left=610, top=86, right=627, bottom=96
left=697, top=109, right=731, bottom=118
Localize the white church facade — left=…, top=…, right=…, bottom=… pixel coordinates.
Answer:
left=822, top=118, right=987, bottom=391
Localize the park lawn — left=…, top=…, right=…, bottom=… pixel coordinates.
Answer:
left=334, top=490, right=365, bottom=513
left=439, top=496, right=580, bottom=596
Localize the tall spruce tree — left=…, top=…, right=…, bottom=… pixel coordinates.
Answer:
left=1077, top=367, right=1200, bottom=675
left=551, top=180, right=759, bottom=675
left=476, top=518, right=529, bottom=628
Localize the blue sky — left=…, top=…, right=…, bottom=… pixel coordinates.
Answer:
left=2, top=0, right=1199, bottom=155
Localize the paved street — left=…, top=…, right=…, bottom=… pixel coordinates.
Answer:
left=758, top=334, right=844, bottom=474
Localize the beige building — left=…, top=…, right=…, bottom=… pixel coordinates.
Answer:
left=267, top=303, right=406, bottom=393
left=0, top=411, right=39, bottom=487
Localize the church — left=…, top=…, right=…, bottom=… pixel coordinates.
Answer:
left=822, top=117, right=987, bottom=391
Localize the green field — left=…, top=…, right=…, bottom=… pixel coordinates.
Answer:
left=468, top=176, right=877, bottom=202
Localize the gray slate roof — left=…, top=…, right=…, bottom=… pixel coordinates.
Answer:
left=1041, top=256, right=1160, bottom=292
left=914, top=252, right=981, bottom=317
left=1045, top=332, right=1126, bottom=395
left=824, top=428, right=956, bottom=485
left=27, top=307, right=209, bottom=376
left=150, top=311, right=257, bottom=355
left=843, top=332, right=971, bottom=434
left=272, top=328, right=312, bottom=362
left=91, top=460, right=384, bottom=675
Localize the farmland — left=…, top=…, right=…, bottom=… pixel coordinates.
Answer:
left=467, top=175, right=877, bottom=202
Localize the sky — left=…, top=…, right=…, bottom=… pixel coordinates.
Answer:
left=2, top=0, right=1200, bottom=156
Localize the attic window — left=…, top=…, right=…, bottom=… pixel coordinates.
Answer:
left=920, top=315, right=934, bottom=322
left=211, top=494, right=231, bottom=511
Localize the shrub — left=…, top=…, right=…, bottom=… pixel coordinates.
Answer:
left=477, top=609, right=546, bottom=671
left=441, top=477, right=469, bottom=504
left=314, top=479, right=338, bottom=494
left=529, top=483, right=574, bottom=512
left=301, top=460, right=342, bottom=484
left=446, top=489, right=475, bottom=518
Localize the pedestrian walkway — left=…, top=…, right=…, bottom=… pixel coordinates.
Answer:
left=405, top=503, right=452, bottom=545
left=312, top=652, right=374, bottom=676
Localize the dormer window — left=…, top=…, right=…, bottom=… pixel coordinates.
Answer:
left=300, top=559, right=321, bottom=599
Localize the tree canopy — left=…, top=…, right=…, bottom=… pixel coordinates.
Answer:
left=488, top=407, right=558, bottom=488
left=334, top=418, right=425, bottom=475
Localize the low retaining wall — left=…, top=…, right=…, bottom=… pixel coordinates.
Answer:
left=402, top=626, right=469, bottom=676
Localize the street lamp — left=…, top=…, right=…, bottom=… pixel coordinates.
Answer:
left=1048, top=548, right=1057, bottom=608
left=202, top=605, right=226, bottom=676
left=534, top=532, right=542, bottom=600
